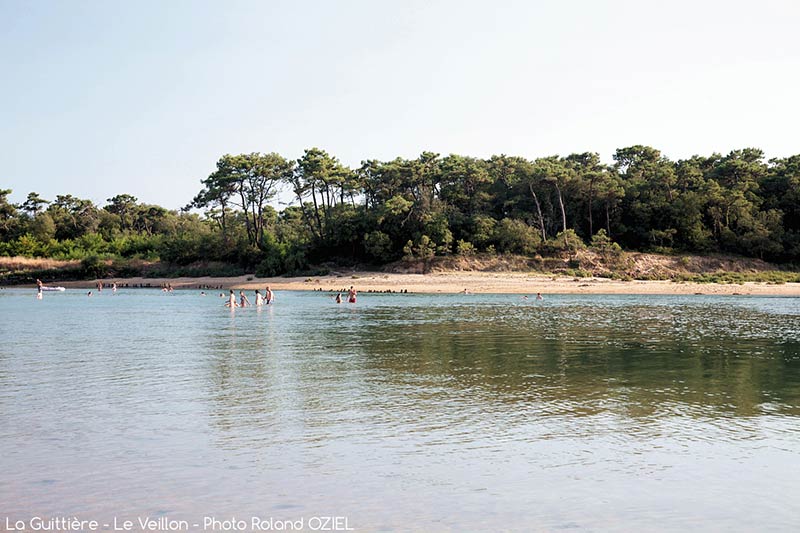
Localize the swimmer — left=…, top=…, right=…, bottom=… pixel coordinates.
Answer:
left=536, top=293, right=543, bottom=300
left=224, top=289, right=238, bottom=307
left=200, top=291, right=206, bottom=296
left=87, top=291, right=93, bottom=297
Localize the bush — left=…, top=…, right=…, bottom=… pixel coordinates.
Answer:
left=546, top=229, right=585, bottom=254
left=9, top=234, right=45, bottom=257
left=256, top=247, right=286, bottom=277
left=402, top=240, right=415, bottom=261
left=81, top=254, right=108, bottom=278
left=492, top=218, right=540, bottom=255
left=455, top=239, right=476, bottom=256
left=470, top=215, right=497, bottom=250
left=590, top=229, right=625, bottom=266
left=364, top=231, right=393, bottom=262
left=414, top=235, right=436, bottom=262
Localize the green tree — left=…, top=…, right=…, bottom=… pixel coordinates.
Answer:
left=21, top=192, right=49, bottom=217
left=0, top=189, right=18, bottom=239
left=194, top=153, right=293, bottom=249
left=30, top=212, right=56, bottom=241
left=614, top=146, right=678, bottom=249
left=291, top=148, right=353, bottom=242
left=414, top=235, right=436, bottom=273
left=364, top=230, right=393, bottom=262
left=105, top=194, right=139, bottom=231
left=46, top=195, right=100, bottom=240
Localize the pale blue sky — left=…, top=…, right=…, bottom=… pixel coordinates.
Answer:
left=2, top=0, right=799, bottom=209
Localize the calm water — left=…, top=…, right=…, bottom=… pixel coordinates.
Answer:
left=1, top=288, right=799, bottom=532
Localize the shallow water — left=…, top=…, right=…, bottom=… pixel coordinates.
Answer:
left=1, top=289, right=799, bottom=531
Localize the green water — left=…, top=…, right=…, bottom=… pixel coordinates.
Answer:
left=1, top=289, right=798, bottom=531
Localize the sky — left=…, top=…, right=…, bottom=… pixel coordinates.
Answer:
left=1, top=0, right=799, bottom=210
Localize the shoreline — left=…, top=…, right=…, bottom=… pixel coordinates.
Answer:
left=14, top=272, right=800, bottom=296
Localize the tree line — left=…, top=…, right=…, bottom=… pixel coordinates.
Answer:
left=2, top=145, right=799, bottom=276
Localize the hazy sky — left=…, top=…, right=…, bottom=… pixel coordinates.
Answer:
left=2, top=0, right=798, bottom=209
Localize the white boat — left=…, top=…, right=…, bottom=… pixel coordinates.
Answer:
left=40, top=286, right=66, bottom=292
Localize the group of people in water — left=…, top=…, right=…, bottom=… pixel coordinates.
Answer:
left=86, top=280, right=117, bottom=297
left=224, top=286, right=275, bottom=308
left=223, top=285, right=358, bottom=307
left=36, top=278, right=119, bottom=298
left=34, top=281, right=544, bottom=304
left=333, top=286, right=358, bottom=304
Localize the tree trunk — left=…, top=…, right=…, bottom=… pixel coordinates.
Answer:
left=528, top=182, right=547, bottom=241
left=588, top=178, right=594, bottom=236
left=256, top=203, right=264, bottom=248
left=310, top=183, right=323, bottom=239
left=220, top=198, right=228, bottom=244
left=238, top=186, right=254, bottom=246
left=553, top=181, right=568, bottom=247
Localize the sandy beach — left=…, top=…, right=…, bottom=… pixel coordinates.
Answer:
left=38, top=271, right=800, bottom=296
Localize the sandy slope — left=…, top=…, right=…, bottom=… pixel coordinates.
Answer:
left=41, top=271, right=800, bottom=295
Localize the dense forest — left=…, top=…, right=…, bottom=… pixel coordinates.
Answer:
left=1, top=146, right=799, bottom=278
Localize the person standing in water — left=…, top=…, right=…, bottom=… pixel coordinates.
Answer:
left=335, top=293, right=342, bottom=304
left=225, top=289, right=238, bottom=307
left=254, top=290, right=264, bottom=306
left=112, top=282, right=117, bottom=293
left=348, top=285, right=357, bottom=303
left=265, top=286, right=274, bottom=304
left=96, top=280, right=103, bottom=293
left=239, top=290, right=251, bottom=307
left=536, top=293, right=543, bottom=300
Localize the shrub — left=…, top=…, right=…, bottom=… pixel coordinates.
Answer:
left=546, top=229, right=585, bottom=254
left=455, top=239, right=476, bottom=257
left=402, top=240, right=415, bottom=261
left=492, top=218, right=541, bottom=255
left=364, top=231, right=393, bottom=262
left=81, top=255, right=108, bottom=278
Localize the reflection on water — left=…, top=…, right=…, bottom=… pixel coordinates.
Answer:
left=1, top=290, right=799, bottom=531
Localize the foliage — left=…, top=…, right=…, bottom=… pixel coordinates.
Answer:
left=364, top=231, right=394, bottom=262
left=590, top=229, right=623, bottom=259
left=492, top=218, right=541, bottom=255
left=545, top=229, right=586, bottom=254
left=455, top=239, right=476, bottom=256
left=3, top=146, right=800, bottom=280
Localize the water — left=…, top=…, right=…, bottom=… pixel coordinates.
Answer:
left=1, top=289, right=799, bottom=532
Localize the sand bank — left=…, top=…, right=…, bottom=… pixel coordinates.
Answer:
left=42, top=271, right=800, bottom=296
